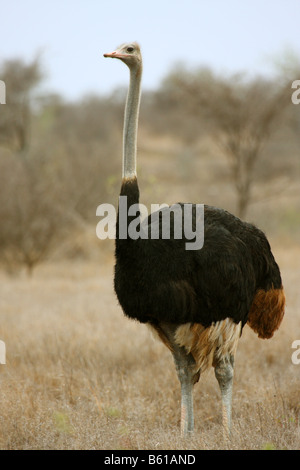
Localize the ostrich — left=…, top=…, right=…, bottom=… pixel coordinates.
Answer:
left=103, top=42, right=285, bottom=437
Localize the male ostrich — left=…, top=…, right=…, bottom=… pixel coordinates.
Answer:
left=103, top=43, right=285, bottom=437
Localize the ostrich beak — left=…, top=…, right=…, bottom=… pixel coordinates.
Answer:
left=103, top=51, right=125, bottom=59
left=103, top=51, right=116, bottom=58
left=103, top=50, right=129, bottom=60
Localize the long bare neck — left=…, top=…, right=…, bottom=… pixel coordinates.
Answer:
left=123, top=64, right=142, bottom=179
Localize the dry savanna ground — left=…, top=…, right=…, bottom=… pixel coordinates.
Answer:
left=0, top=241, right=299, bottom=450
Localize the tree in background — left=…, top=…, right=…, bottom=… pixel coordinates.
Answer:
left=0, top=57, right=68, bottom=274
left=0, top=57, right=122, bottom=274
left=0, top=57, right=42, bottom=152
left=155, top=66, right=295, bottom=218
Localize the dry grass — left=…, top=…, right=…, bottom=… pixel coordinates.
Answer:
left=0, top=243, right=299, bottom=450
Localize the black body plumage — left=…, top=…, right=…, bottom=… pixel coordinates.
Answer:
left=114, top=178, right=283, bottom=330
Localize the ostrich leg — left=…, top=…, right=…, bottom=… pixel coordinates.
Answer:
left=158, top=323, right=198, bottom=436
left=214, top=354, right=235, bottom=438
left=173, top=348, right=196, bottom=436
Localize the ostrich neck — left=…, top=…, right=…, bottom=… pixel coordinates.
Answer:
left=123, top=65, right=142, bottom=179
left=115, top=64, right=142, bottom=255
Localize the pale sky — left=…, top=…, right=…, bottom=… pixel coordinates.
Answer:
left=0, top=0, right=299, bottom=100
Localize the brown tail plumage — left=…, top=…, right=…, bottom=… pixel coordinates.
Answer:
left=247, top=287, right=286, bottom=339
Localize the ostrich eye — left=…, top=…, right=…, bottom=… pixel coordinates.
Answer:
left=127, top=46, right=134, bottom=53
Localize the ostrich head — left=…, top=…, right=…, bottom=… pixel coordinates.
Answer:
left=103, top=42, right=142, bottom=69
